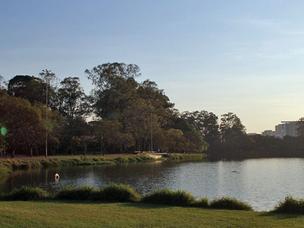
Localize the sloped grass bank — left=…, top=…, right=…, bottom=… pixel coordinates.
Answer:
left=0, top=201, right=303, bottom=228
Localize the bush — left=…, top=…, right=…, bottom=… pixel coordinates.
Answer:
left=192, top=198, right=209, bottom=208
left=94, top=184, right=140, bottom=202
left=2, top=186, right=49, bottom=201
left=55, top=186, right=97, bottom=201
left=142, top=189, right=195, bottom=206
left=273, top=196, right=304, bottom=214
left=209, top=197, right=252, bottom=211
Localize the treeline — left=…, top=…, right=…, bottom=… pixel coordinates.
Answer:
left=0, top=62, right=304, bottom=159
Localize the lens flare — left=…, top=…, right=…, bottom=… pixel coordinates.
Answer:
left=0, top=127, right=8, bottom=136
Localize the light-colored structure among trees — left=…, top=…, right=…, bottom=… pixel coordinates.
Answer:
left=262, top=121, right=299, bottom=138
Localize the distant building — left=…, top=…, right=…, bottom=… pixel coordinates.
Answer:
left=274, top=121, right=299, bottom=138
left=262, top=121, right=299, bottom=139
left=262, top=130, right=275, bottom=137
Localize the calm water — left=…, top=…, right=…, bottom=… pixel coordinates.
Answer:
left=1, top=158, right=304, bottom=211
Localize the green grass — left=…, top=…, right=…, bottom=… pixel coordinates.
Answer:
left=0, top=201, right=303, bottom=228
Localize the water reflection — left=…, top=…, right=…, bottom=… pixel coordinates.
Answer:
left=1, top=158, right=304, bottom=211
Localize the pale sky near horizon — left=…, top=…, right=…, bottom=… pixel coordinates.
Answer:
left=1, top=0, right=304, bottom=133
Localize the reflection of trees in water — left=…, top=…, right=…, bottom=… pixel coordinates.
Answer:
left=3, top=168, right=52, bottom=192
left=1, top=162, right=178, bottom=194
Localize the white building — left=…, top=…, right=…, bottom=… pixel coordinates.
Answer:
left=262, top=121, right=299, bottom=139
left=274, top=121, right=299, bottom=138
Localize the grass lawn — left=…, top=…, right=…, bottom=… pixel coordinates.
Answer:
left=0, top=202, right=303, bottom=228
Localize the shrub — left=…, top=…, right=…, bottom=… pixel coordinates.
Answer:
left=142, top=189, right=195, bottom=206
left=273, top=196, right=304, bottom=214
left=2, top=186, right=49, bottom=201
left=94, top=184, right=140, bottom=202
left=55, top=186, right=97, bottom=201
left=209, top=197, right=252, bottom=211
left=192, top=198, right=209, bottom=208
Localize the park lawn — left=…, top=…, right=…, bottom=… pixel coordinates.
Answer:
left=0, top=202, right=303, bottom=228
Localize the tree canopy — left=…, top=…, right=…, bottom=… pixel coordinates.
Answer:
left=1, top=62, right=304, bottom=159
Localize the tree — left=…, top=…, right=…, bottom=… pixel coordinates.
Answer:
left=297, top=117, right=304, bottom=138
left=85, top=62, right=140, bottom=90
left=181, top=111, right=220, bottom=150
left=39, top=69, right=58, bottom=109
left=58, top=117, right=89, bottom=154
left=172, top=115, right=207, bottom=153
left=57, top=77, right=91, bottom=119
left=217, top=112, right=248, bottom=158
left=0, top=94, right=58, bottom=156
left=86, top=63, right=141, bottom=118
left=0, top=75, right=6, bottom=92
left=220, top=112, right=246, bottom=142
left=8, top=75, right=46, bottom=104
left=91, top=120, right=135, bottom=152
left=138, top=80, right=175, bottom=127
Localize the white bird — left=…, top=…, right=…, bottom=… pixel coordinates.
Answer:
left=54, top=173, right=60, bottom=182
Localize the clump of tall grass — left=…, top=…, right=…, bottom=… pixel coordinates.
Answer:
left=55, top=186, right=97, bottom=201
left=142, top=189, right=195, bottom=206
left=273, top=196, right=304, bottom=214
left=95, top=184, right=141, bottom=202
left=1, top=186, right=49, bottom=201
left=191, top=197, right=209, bottom=208
left=54, top=184, right=140, bottom=202
left=209, top=197, right=252, bottom=211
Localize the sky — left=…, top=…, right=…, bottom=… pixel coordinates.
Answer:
left=1, top=0, right=304, bottom=133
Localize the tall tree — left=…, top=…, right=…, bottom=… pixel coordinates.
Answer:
left=297, top=117, right=304, bottom=138
left=86, top=63, right=140, bottom=118
left=39, top=69, right=58, bottom=109
left=8, top=75, right=46, bottom=104
left=220, top=112, right=246, bottom=142
left=181, top=111, right=220, bottom=150
left=0, top=75, right=6, bottom=92
left=0, top=94, right=59, bottom=156
left=85, top=62, right=140, bottom=90
left=57, top=77, right=91, bottom=119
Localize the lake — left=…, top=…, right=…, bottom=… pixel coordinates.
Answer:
left=1, top=158, right=304, bottom=211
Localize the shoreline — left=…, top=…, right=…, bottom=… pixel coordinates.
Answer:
left=0, top=153, right=205, bottom=181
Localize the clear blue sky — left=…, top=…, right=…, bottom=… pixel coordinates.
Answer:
left=1, top=0, right=304, bottom=133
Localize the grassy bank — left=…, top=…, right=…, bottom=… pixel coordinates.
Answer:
left=0, top=153, right=204, bottom=181
left=0, top=201, right=303, bottom=228
left=0, top=186, right=251, bottom=211
left=164, top=153, right=205, bottom=161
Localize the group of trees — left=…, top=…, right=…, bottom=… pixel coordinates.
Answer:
left=0, top=63, right=206, bottom=156
left=1, top=62, right=304, bottom=159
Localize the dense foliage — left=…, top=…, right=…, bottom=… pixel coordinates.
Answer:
left=1, top=62, right=304, bottom=159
